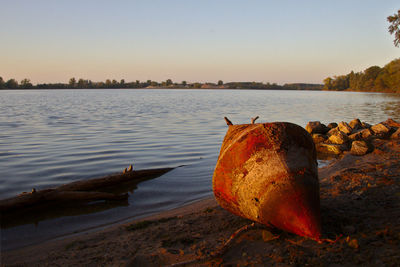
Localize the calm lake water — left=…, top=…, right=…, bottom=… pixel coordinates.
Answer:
left=1, top=89, right=400, bottom=250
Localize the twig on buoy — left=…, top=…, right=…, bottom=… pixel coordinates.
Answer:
left=251, top=116, right=259, bottom=124
left=224, top=117, right=233, bottom=126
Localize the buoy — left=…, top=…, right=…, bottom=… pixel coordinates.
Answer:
left=212, top=120, right=321, bottom=240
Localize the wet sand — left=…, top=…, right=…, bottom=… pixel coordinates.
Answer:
left=2, top=137, right=400, bottom=266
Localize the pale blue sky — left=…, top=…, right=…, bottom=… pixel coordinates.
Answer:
left=0, top=0, right=399, bottom=84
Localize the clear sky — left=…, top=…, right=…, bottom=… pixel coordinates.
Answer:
left=0, top=0, right=399, bottom=85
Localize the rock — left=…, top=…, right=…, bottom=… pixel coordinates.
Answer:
left=315, top=143, right=343, bottom=155
left=348, top=128, right=373, bottom=141
left=349, top=118, right=362, bottom=131
left=346, top=237, right=359, bottom=249
left=262, top=230, right=279, bottom=242
left=328, top=130, right=349, bottom=144
left=350, top=140, right=372, bottom=156
left=327, top=122, right=338, bottom=129
left=312, top=134, right=327, bottom=144
left=338, top=121, right=352, bottom=135
left=339, top=142, right=351, bottom=151
left=371, top=123, right=391, bottom=138
left=327, top=127, right=339, bottom=136
left=382, top=118, right=400, bottom=128
left=391, top=128, right=400, bottom=139
left=305, top=121, right=329, bottom=134
left=361, top=122, right=371, bottom=129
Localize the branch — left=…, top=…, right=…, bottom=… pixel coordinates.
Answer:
left=251, top=116, right=259, bottom=124
left=224, top=117, right=233, bottom=126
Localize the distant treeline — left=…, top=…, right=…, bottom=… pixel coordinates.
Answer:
left=323, top=58, right=400, bottom=93
left=0, top=77, right=322, bottom=91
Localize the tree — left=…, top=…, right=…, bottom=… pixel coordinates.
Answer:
left=217, top=80, right=223, bottom=86
left=0, top=77, right=5, bottom=89
left=323, top=77, right=333, bottom=90
left=5, top=78, right=18, bottom=89
left=105, top=79, right=112, bottom=88
left=69, top=77, right=76, bottom=88
left=77, top=78, right=88, bottom=88
left=20, top=78, right=33, bottom=89
left=166, top=79, right=173, bottom=86
left=388, top=9, right=400, bottom=47
left=182, top=81, right=187, bottom=86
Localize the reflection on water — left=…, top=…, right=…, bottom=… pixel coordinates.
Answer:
left=0, top=89, right=399, bottom=250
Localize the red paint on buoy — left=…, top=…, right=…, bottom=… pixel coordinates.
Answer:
left=213, top=122, right=321, bottom=240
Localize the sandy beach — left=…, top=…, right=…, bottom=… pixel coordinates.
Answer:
left=2, top=136, right=400, bottom=266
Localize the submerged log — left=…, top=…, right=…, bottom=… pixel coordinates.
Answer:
left=0, top=167, right=174, bottom=213
left=213, top=121, right=321, bottom=240
left=56, top=168, right=174, bottom=192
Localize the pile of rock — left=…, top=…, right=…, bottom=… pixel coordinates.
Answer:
left=305, top=118, right=400, bottom=156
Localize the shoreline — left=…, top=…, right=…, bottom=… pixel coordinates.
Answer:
left=2, top=136, right=400, bottom=266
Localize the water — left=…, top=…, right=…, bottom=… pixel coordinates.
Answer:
left=1, top=89, right=400, bottom=250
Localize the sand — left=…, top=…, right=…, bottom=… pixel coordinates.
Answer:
left=2, top=137, right=400, bottom=266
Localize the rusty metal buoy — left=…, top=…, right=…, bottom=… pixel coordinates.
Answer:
left=212, top=120, right=321, bottom=240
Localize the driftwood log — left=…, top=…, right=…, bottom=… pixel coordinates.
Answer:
left=0, top=168, right=174, bottom=213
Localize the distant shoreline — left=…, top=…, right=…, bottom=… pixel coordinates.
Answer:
left=2, top=87, right=399, bottom=94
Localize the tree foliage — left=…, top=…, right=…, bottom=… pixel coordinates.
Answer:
left=20, top=78, right=33, bottom=89
left=5, top=79, right=18, bottom=89
left=0, top=76, right=325, bottom=91
left=0, top=77, right=5, bottom=89
left=69, top=77, right=76, bottom=88
left=323, top=58, right=400, bottom=93
left=388, top=9, right=400, bottom=47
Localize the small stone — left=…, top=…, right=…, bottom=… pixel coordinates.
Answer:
left=350, top=140, right=372, bottom=155
left=391, top=128, right=400, bottom=139
left=371, top=123, right=391, bottom=138
left=346, top=237, right=359, bottom=249
left=316, top=143, right=343, bottom=155
left=371, top=123, right=390, bottom=133
left=327, top=127, right=339, bottom=136
left=328, top=130, right=349, bottom=144
left=348, top=128, right=373, bottom=141
left=361, top=122, right=371, bottom=128
left=305, top=121, right=329, bottom=134
left=262, top=230, right=278, bottom=242
left=349, top=118, right=362, bottom=130
left=327, top=122, right=338, bottom=129
left=360, top=128, right=373, bottom=139
left=312, top=134, right=327, bottom=144
left=382, top=118, right=400, bottom=128
left=338, top=121, right=352, bottom=134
